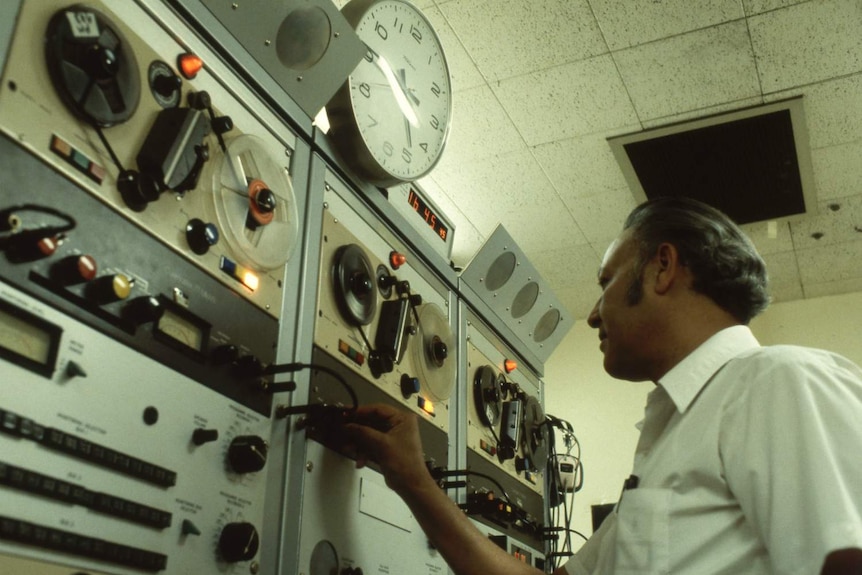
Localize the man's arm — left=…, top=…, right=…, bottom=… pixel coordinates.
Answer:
left=347, top=403, right=568, bottom=575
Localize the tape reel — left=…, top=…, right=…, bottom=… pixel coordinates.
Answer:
left=208, top=135, right=298, bottom=271
left=522, top=395, right=549, bottom=471
left=45, top=5, right=141, bottom=127
left=411, top=303, right=455, bottom=402
left=331, top=243, right=377, bottom=327
left=473, top=365, right=503, bottom=428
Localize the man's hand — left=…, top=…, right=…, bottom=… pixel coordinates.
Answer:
left=346, top=403, right=433, bottom=496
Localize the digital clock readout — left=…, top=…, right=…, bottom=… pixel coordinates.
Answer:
left=407, top=188, right=448, bottom=243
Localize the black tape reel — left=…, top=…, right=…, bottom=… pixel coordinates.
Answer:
left=473, top=365, right=503, bottom=428
left=412, top=303, right=455, bottom=402
left=45, top=5, right=141, bottom=126
left=522, top=395, right=549, bottom=471
left=332, top=244, right=377, bottom=326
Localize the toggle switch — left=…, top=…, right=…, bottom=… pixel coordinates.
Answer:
left=191, top=428, right=219, bottom=446
left=65, top=361, right=87, bottom=379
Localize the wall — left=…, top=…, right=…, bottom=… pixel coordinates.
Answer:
left=543, top=290, right=862, bottom=554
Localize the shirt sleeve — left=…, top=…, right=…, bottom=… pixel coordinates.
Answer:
left=563, top=512, right=617, bottom=575
left=719, top=349, right=862, bottom=575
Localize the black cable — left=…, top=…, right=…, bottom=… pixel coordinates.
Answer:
left=264, top=362, right=358, bottom=410
left=93, top=124, right=125, bottom=173
left=1, top=204, right=77, bottom=235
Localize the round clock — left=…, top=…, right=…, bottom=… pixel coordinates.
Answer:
left=327, top=0, right=452, bottom=187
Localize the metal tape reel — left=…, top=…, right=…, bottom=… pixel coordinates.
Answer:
left=473, top=365, right=503, bottom=428
left=45, top=5, right=141, bottom=126
left=208, top=135, right=298, bottom=270
left=332, top=243, right=377, bottom=326
left=411, top=303, right=455, bottom=402
left=522, top=395, right=549, bottom=471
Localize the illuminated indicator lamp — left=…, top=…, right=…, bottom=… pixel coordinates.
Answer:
left=417, top=396, right=435, bottom=416
left=220, top=256, right=259, bottom=292
left=338, top=339, right=366, bottom=366
left=389, top=251, right=407, bottom=270
left=178, top=53, right=203, bottom=79
left=503, top=359, right=517, bottom=374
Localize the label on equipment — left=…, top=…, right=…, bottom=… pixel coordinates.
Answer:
left=65, top=12, right=100, bottom=38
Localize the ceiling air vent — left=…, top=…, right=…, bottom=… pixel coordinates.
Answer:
left=608, top=97, right=816, bottom=224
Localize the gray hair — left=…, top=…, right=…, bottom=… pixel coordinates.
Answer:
left=623, top=197, right=770, bottom=324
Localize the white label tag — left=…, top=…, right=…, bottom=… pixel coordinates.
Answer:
left=65, top=11, right=100, bottom=39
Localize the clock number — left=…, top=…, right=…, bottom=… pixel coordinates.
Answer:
left=409, top=190, right=420, bottom=210
left=431, top=82, right=441, bottom=98
left=375, top=21, right=388, bottom=40
left=359, top=82, right=371, bottom=98
left=419, top=142, right=428, bottom=152
left=363, top=49, right=374, bottom=63
left=410, top=24, right=422, bottom=44
left=383, top=141, right=394, bottom=157
left=402, top=148, right=412, bottom=164
left=430, top=115, right=440, bottom=130
left=439, top=228, right=447, bottom=240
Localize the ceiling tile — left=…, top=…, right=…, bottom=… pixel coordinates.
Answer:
left=419, top=176, right=486, bottom=266
left=795, top=239, right=862, bottom=284
left=749, top=0, right=862, bottom=93
left=640, top=96, right=764, bottom=129
left=803, top=277, right=862, bottom=300
left=742, top=0, right=809, bottom=15
left=493, top=54, right=638, bottom=146
left=590, top=0, right=743, bottom=51
left=789, top=200, right=862, bottom=250
left=614, top=21, right=760, bottom=121
left=565, top=188, right=638, bottom=245
left=423, top=7, right=485, bottom=93
left=501, top=200, right=588, bottom=257
left=530, top=243, right=602, bottom=292
left=811, top=141, right=862, bottom=203
left=740, top=220, right=794, bottom=255
left=765, top=74, right=862, bottom=149
left=435, top=84, right=524, bottom=164
left=760, top=250, right=803, bottom=303
left=531, top=129, right=635, bottom=200
left=439, top=0, right=606, bottom=82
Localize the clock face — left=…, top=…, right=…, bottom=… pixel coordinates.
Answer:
left=332, top=0, right=452, bottom=186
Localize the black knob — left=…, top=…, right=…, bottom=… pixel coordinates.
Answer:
left=515, top=456, right=530, bottom=473
left=431, top=337, right=448, bottom=365
left=153, top=73, right=182, bottom=98
left=232, top=355, right=264, bottom=378
left=185, top=218, right=219, bottom=255
left=85, top=45, right=119, bottom=80
left=123, top=295, right=163, bottom=325
left=400, top=374, right=420, bottom=398
left=212, top=115, right=233, bottom=134
left=227, top=435, right=268, bottom=473
left=218, top=522, right=260, bottom=562
left=212, top=344, right=240, bottom=365
left=192, top=428, right=219, bottom=446
left=118, top=169, right=160, bottom=212
left=349, top=272, right=373, bottom=297
left=187, top=90, right=211, bottom=110
left=254, top=188, right=276, bottom=214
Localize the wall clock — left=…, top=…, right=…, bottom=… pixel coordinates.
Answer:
left=327, top=0, right=452, bottom=187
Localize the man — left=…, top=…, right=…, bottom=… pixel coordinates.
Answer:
left=348, top=197, right=862, bottom=574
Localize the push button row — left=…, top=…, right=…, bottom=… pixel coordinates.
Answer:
left=0, top=461, right=172, bottom=529
left=0, top=515, right=167, bottom=572
left=0, top=408, right=177, bottom=488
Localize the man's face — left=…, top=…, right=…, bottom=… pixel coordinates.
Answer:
left=587, top=231, right=654, bottom=381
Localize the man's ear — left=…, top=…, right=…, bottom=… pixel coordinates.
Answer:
left=653, top=242, right=680, bottom=295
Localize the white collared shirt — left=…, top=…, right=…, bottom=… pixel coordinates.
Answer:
left=565, top=325, right=862, bottom=574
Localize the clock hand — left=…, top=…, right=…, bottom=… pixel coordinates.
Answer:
left=367, top=47, right=419, bottom=127
left=398, top=68, right=421, bottom=107
left=404, top=115, right=413, bottom=147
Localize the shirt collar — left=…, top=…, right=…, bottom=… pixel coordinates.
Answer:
left=657, top=325, right=761, bottom=414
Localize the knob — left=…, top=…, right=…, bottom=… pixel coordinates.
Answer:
left=84, top=44, right=119, bottom=81
left=123, top=295, right=163, bottom=325
left=118, top=169, right=160, bottom=212
left=65, top=360, right=87, bottom=379
left=88, top=273, right=133, bottom=304
left=515, top=456, right=531, bottom=473
left=232, top=355, right=264, bottom=378
left=212, top=343, right=239, bottom=365
left=5, top=232, right=62, bottom=263
left=349, top=272, right=373, bottom=297
left=181, top=519, right=202, bottom=537
left=400, top=374, right=420, bottom=398
left=431, top=337, right=448, bottom=366
left=185, top=218, right=219, bottom=255
left=254, top=188, right=276, bottom=214
left=227, top=435, right=268, bottom=473
left=187, top=90, right=211, bottom=110
left=211, top=115, right=233, bottom=134
left=152, top=73, right=182, bottom=98
left=51, top=254, right=97, bottom=285
left=218, top=522, right=260, bottom=562
left=191, top=428, right=219, bottom=446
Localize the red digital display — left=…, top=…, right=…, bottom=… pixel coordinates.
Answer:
left=407, top=188, right=449, bottom=243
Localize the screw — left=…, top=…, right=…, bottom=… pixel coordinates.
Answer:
left=250, top=560, right=260, bottom=574
left=306, top=461, right=314, bottom=472
left=265, top=39, right=271, bottom=46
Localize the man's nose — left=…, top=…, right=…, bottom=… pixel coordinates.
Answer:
left=587, top=299, right=600, bottom=329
